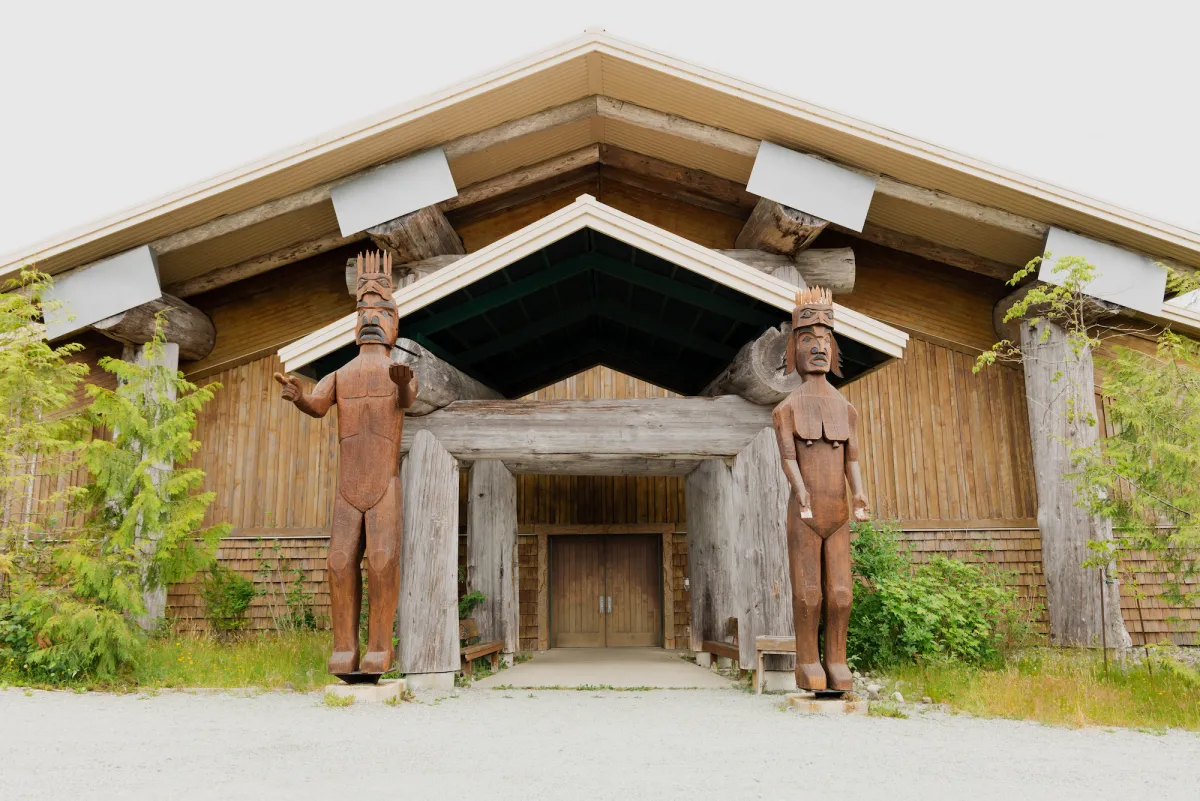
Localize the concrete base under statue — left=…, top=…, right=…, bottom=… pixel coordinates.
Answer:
left=762, top=670, right=798, bottom=692
left=405, top=672, right=456, bottom=691
left=786, top=691, right=867, bottom=716
left=325, top=678, right=405, bottom=703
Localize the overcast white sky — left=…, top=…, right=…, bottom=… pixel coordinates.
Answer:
left=2, top=0, right=1197, bottom=261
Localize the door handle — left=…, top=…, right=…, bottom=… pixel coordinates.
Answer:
left=607, top=596, right=612, bottom=614
left=600, top=595, right=605, bottom=614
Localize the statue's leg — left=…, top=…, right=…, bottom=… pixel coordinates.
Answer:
left=821, top=521, right=854, bottom=691
left=328, top=492, right=365, bottom=674
left=787, top=500, right=826, bottom=691
left=360, top=476, right=401, bottom=674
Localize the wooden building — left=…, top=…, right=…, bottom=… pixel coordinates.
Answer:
left=9, top=32, right=1199, bottom=682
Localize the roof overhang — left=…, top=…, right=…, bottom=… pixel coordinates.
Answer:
left=278, top=195, right=908, bottom=377
left=7, top=30, right=1200, bottom=284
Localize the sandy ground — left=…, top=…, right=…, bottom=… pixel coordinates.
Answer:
left=1, top=687, right=1197, bottom=800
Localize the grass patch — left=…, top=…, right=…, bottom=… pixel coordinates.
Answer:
left=882, top=649, right=1200, bottom=731
left=134, top=632, right=330, bottom=691
left=323, top=691, right=354, bottom=708
left=1, top=631, right=333, bottom=692
left=868, top=701, right=908, bottom=719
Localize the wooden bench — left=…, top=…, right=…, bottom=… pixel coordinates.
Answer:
left=701, top=617, right=742, bottom=673
left=754, top=635, right=796, bottom=694
left=458, top=618, right=504, bottom=677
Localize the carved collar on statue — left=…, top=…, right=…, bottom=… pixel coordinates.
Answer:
left=785, top=380, right=851, bottom=443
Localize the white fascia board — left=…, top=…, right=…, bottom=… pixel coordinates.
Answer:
left=43, top=245, right=162, bottom=340
left=279, top=195, right=908, bottom=373
left=1040, top=227, right=1167, bottom=316
left=746, top=141, right=877, bottom=232
left=329, top=148, right=457, bottom=236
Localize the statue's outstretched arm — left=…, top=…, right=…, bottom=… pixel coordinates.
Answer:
left=389, top=362, right=419, bottom=409
left=274, top=371, right=337, bottom=418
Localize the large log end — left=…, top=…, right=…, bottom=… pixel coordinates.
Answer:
left=368, top=205, right=465, bottom=264
left=93, top=293, right=215, bottom=361
left=735, top=198, right=828, bottom=256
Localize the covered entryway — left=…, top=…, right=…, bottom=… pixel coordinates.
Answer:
left=276, top=196, right=910, bottom=685
left=550, top=534, right=661, bottom=648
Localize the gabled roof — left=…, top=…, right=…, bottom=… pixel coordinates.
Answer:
left=6, top=30, right=1199, bottom=283
left=278, top=195, right=908, bottom=391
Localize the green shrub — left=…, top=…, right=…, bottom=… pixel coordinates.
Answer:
left=848, top=521, right=1035, bottom=669
left=0, top=589, right=142, bottom=683
left=199, top=564, right=256, bottom=635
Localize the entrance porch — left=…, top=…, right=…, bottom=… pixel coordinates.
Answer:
left=473, top=647, right=733, bottom=689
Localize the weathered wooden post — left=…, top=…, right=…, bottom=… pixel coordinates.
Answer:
left=1020, top=319, right=1131, bottom=648
left=684, top=459, right=738, bottom=668
left=397, top=429, right=461, bottom=688
left=730, top=428, right=795, bottom=688
left=122, top=342, right=180, bottom=630
left=466, top=460, right=519, bottom=663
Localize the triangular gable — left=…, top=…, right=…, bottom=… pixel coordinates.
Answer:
left=278, top=195, right=908, bottom=374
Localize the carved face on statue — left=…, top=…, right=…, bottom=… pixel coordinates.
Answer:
left=786, top=287, right=842, bottom=378
left=353, top=251, right=399, bottom=348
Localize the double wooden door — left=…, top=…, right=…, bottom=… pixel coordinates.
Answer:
left=550, top=535, right=662, bottom=647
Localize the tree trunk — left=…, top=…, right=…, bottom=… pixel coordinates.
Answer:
left=1020, top=319, right=1131, bottom=648
left=466, top=460, right=519, bottom=654
left=397, top=429, right=461, bottom=673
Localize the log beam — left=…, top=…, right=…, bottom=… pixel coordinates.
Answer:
left=735, top=198, right=828, bottom=256
left=701, top=325, right=798, bottom=405
left=93, top=294, right=215, bottom=361
left=718, top=248, right=854, bottom=295
left=466, top=460, right=519, bottom=655
left=367, top=205, right=464, bottom=265
left=393, top=337, right=502, bottom=416
left=401, top=396, right=774, bottom=473
left=166, top=231, right=367, bottom=299
left=1019, top=319, right=1131, bottom=648
left=397, top=429, right=460, bottom=676
left=839, top=222, right=1018, bottom=282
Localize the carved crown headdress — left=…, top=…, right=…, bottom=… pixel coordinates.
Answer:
left=355, top=250, right=394, bottom=302
left=791, top=286, right=834, bottom=329
left=786, top=285, right=842, bottom=378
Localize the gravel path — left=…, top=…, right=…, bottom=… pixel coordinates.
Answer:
left=2, top=686, right=1196, bottom=800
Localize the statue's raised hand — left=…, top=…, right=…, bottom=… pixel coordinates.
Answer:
left=273, top=372, right=302, bottom=403
left=389, top=362, right=414, bottom=387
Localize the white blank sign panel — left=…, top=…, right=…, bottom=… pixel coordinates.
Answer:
left=43, top=245, right=162, bottom=340
left=1039, top=227, right=1166, bottom=316
left=746, top=141, right=877, bottom=231
left=330, top=148, right=458, bottom=236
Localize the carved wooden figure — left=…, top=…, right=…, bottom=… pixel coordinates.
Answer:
left=274, top=251, right=418, bottom=678
left=771, top=287, right=870, bottom=692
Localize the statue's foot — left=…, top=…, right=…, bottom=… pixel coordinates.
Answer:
left=824, top=662, right=854, bottom=692
left=360, top=650, right=392, bottom=675
left=796, top=662, right=827, bottom=691
left=328, top=650, right=359, bottom=675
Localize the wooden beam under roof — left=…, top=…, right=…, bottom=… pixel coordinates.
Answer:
left=147, top=95, right=1047, bottom=282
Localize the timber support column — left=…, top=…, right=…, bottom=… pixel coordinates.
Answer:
left=1020, top=319, right=1131, bottom=648
left=685, top=460, right=738, bottom=663
left=466, top=460, right=519, bottom=664
left=397, top=429, right=461, bottom=688
left=730, top=428, right=795, bottom=690
left=121, top=341, right=181, bottom=631
left=686, top=433, right=794, bottom=690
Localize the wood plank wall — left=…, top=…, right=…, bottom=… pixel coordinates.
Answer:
left=155, top=185, right=1190, bottom=644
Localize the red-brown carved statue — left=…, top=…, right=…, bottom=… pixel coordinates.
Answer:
left=274, top=251, right=418, bottom=678
left=772, top=287, right=870, bottom=692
